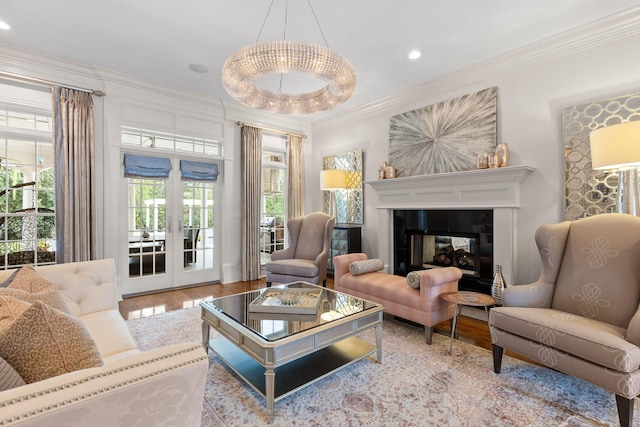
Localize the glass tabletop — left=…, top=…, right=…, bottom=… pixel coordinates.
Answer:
left=201, top=282, right=380, bottom=342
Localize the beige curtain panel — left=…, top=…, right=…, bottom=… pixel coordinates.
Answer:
left=52, top=87, right=96, bottom=263
left=286, top=134, right=304, bottom=219
left=241, top=125, right=263, bottom=281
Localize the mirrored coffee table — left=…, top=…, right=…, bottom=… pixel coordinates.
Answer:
left=200, top=282, right=383, bottom=423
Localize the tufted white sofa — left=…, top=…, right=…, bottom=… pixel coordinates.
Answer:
left=0, top=259, right=208, bottom=427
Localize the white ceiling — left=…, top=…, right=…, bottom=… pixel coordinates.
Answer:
left=1, top=0, right=640, bottom=118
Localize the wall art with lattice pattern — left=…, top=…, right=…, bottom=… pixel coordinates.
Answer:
left=322, top=149, right=363, bottom=224
left=563, top=92, right=640, bottom=220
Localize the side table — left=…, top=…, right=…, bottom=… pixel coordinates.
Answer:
left=441, top=291, right=496, bottom=354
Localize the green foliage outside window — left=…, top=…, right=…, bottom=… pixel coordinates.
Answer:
left=132, top=179, right=167, bottom=231
left=264, top=193, right=284, bottom=219
left=0, top=168, right=55, bottom=264
left=0, top=167, right=55, bottom=248
left=131, top=179, right=214, bottom=232
left=263, top=169, right=285, bottom=223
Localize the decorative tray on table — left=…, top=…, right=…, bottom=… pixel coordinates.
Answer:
left=248, top=288, right=323, bottom=315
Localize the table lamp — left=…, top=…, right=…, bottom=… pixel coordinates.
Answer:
left=589, top=121, right=640, bottom=215
left=320, top=169, right=346, bottom=220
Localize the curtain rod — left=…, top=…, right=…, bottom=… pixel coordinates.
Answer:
left=0, top=71, right=105, bottom=96
left=236, top=121, right=306, bottom=139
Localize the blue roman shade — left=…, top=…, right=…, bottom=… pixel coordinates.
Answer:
left=180, top=160, right=219, bottom=181
left=124, top=153, right=172, bottom=178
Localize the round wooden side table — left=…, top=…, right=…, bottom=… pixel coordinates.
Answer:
left=440, top=291, right=496, bottom=354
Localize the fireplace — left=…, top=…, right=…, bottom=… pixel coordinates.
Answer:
left=393, top=209, right=493, bottom=294
left=366, top=166, right=534, bottom=290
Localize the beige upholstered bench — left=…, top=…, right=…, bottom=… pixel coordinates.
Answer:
left=333, top=253, right=461, bottom=344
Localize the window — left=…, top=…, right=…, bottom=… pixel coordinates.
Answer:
left=0, top=107, right=55, bottom=268
left=260, top=134, right=287, bottom=264
left=120, top=127, right=221, bottom=288
left=121, top=126, right=222, bottom=157
left=127, top=177, right=167, bottom=277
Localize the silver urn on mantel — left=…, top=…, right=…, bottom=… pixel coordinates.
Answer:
left=491, top=264, right=507, bottom=305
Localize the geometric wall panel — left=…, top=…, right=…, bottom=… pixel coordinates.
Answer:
left=562, top=92, right=640, bottom=220
left=322, top=149, right=363, bottom=224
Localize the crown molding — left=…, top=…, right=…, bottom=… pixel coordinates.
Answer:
left=486, top=6, right=640, bottom=77
left=311, top=6, right=640, bottom=131
left=0, top=42, right=309, bottom=135
left=0, top=42, right=222, bottom=107
left=0, top=43, right=103, bottom=92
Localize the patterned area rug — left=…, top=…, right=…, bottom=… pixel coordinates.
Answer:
left=126, top=307, right=631, bottom=426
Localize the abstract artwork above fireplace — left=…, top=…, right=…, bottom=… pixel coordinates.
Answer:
left=389, top=86, right=497, bottom=177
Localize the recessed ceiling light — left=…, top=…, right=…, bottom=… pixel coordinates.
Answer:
left=189, top=63, right=209, bottom=74
left=0, top=21, right=10, bottom=31
left=408, top=50, right=422, bottom=60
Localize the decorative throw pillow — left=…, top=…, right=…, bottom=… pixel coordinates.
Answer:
left=406, top=270, right=430, bottom=288
left=9, top=265, right=56, bottom=293
left=349, top=258, right=384, bottom=276
left=0, top=295, right=31, bottom=331
left=0, top=269, right=19, bottom=288
left=0, top=266, right=69, bottom=312
left=0, top=301, right=103, bottom=384
left=0, top=356, right=25, bottom=391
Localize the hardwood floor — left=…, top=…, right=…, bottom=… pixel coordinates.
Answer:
left=118, top=279, right=265, bottom=320
left=118, top=277, right=496, bottom=353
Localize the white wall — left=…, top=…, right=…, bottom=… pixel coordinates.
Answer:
left=307, top=18, right=640, bottom=285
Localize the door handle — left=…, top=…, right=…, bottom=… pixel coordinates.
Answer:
left=167, top=216, right=172, bottom=233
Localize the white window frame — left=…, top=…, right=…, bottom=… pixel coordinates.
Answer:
left=0, top=103, right=55, bottom=269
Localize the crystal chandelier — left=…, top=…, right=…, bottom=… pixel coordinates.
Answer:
left=221, top=1, right=356, bottom=115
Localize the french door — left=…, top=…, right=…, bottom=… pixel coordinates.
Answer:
left=120, top=157, right=219, bottom=295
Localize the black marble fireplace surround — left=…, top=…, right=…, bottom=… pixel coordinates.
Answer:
left=393, top=209, right=493, bottom=295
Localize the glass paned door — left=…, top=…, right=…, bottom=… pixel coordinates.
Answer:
left=127, top=178, right=166, bottom=278
left=181, top=180, right=215, bottom=274
left=122, top=159, right=219, bottom=295
left=260, top=164, right=286, bottom=266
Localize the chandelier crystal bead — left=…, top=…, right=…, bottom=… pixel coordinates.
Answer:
left=221, top=40, right=356, bottom=115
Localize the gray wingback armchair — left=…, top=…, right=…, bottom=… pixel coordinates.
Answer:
left=266, top=212, right=335, bottom=287
left=489, top=213, right=640, bottom=427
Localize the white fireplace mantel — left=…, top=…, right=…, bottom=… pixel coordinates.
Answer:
left=365, top=166, right=535, bottom=285
left=365, top=166, right=535, bottom=210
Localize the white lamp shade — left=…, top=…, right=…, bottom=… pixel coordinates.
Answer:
left=320, top=169, right=346, bottom=190
left=589, top=121, right=640, bottom=169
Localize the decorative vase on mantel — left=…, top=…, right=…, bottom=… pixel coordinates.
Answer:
left=495, top=143, right=510, bottom=167
left=491, top=265, right=507, bottom=305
